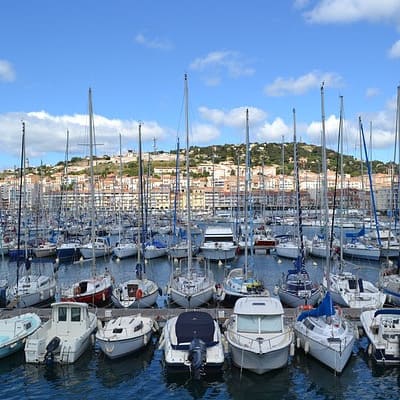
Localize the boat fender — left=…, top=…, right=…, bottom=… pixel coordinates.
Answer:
left=296, top=337, right=301, bottom=349
left=152, top=320, right=160, bottom=333
left=143, top=334, right=148, bottom=346
left=136, top=289, right=143, bottom=300
left=290, top=342, right=295, bottom=357
left=97, top=319, right=103, bottom=331
left=40, top=291, right=44, bottom=300
left=304, top=341, right=310, bottom=354
left=102, top=292, right=105, bottom=302
left=158, top=331, right=165, bottom=350
left=368, top=343, right=373, bottom=356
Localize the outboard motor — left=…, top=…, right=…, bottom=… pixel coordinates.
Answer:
left=188, top=338, right=207, bottom=380
left=44, top=336, right=61, bottom=366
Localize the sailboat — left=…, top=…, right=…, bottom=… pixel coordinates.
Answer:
left=294, top=88, right=355, bottom=374
left=9, top=121, right=57, bottom=308
left=378, top=86, right=400, bottom=305
left=60, top=88, right=113, bottom=307
left=221, top=109, right=269, bottom=307
left=322, top=111, right=386, bottom=309
left=167, top=138, right=197, bottom=259
left=167, top=74, right=216, bottom=308
left=112, top=133, right=138, bottom=260
left=111, top=123, right=160, bottom=308
left=276, top=109, right=321, bottom=308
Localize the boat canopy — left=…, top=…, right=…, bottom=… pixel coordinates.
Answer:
left=174, top=311, right=217, bottom=349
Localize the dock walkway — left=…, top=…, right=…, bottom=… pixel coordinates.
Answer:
left=0, top=306, right=363, bottom=326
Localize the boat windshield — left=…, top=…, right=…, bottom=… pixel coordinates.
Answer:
left=237, top=315, right=282, bottom=334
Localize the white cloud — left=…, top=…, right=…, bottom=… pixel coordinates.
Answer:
left=198, top=106, right=267, bottom=128
left=265, top=71, right=344, bottom=96
left=190, top=123, right=220, bottom=144
left=388, top=40, right=400, bottom=58
left=365, top=87, right=380, bottom=98
left=0, top=111, right=167, bottom=166
left=190, top=51, right=255, bottom=85
left=256, top=118, right=291, bottom=142
left=302, top=0, right=400, bottom=24
left=0, top=60, right=16, bottom=82
left=134, top=33, right=173, bottom=50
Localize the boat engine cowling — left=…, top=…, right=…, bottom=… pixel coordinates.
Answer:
left=188, top=338, right=207, bottom=379
left=44, top=336, right=61, bottom=365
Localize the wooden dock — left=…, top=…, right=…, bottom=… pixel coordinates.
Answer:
left=0, top=306, right=363, bottom=327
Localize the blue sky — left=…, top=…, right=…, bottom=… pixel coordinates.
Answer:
left=1, top=0, right=400, bottom=169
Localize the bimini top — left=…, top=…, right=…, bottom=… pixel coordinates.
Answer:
left=175, top=311, right=216, bottom=347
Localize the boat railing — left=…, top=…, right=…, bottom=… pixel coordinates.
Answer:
left=227, top=328, right=292, bottom=352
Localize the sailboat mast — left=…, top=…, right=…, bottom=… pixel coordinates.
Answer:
left=320, top=83, right=330, bottom=277
left=88, top=88, right=96, bottom=272
left=137, top=122, right=144, bottom=267
left=293, top=108, right=305, bottom=261
left=244, top=109, right=250, bottom=274
left=184, top=74, right=193, bottom=267
left=118, top=133, right=123, bottom=243
left=16, top=121, right=26, bottom=292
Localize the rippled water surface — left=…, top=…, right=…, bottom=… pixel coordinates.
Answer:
left=1, top=225, right=399, bottom=399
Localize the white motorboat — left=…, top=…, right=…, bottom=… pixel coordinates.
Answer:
left=360, top=308, right=400, bottom=364
left=322, top=271, right=386, bottom=309
left=96, top=314, right=156, bottom=359
left=200, top=226, right=237, bottom=262
left=0, top=313, right=41, bottom=359
left=294, top=292, right=355, bottom=373
left=225, top=297, right=293, bottom=374
left=159, top=311, right=225, bottom=379
left=24, top=302, right=97, bottom=364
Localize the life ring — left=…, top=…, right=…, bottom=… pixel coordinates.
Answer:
left=136, top=288, right=143, bottom=299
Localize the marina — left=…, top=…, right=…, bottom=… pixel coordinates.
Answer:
left=0, top=239, right=399, bottom=399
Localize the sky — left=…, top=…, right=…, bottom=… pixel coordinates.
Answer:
left=1, top=0, right=400, bottom=170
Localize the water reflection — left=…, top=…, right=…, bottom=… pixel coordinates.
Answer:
left=224, top=362, right=291, bottom=400
left=95, top=341, right=155, bottom=388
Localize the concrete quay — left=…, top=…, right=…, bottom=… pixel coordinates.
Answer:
left=0, top=306, right=363, bottom=326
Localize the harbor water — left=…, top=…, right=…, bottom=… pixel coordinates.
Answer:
left=0, top=227, right=399, bottom=399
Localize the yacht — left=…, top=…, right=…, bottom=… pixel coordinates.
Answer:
left=225, top=296, right=293, bottom=374
left=200, top=226, right=237, bottom=262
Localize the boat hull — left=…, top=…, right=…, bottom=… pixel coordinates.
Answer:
left=229, top=342, right=290, bottom=374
